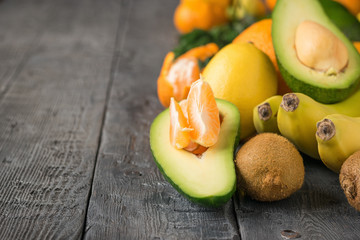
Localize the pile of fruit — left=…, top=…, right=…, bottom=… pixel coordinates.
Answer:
left=150, top=0, right=360, bottom=210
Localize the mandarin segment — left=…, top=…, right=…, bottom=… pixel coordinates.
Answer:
left=190, top=144, right=208, bottom=155
left=187, top=80, right=220, bottom=147
left=179, top=99, right=189, bottom=120
left=169, top=98, right=192, bottom=149
left=179, top=99, right=209, bottom=155
left=183, top=141, right=199, bottom=152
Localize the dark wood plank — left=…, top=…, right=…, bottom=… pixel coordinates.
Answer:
left=84, top=0, right=240, bottom=239
left=235, top=155, right=360, bottom=240
left=0, top=0, right=54, bottom=97
left=0, top=0, right=120, bottom=239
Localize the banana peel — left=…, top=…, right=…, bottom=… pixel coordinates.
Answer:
left=316, top=114, right=360, bottom=173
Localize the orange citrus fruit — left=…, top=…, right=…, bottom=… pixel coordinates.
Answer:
left=233, top=19, right=275, bottom=67
left=334, top=0, right=360, bottom=15
left=265, top=0, right=277, bottom=11
left=169, top=97, right=192, bottom=149
left=187, top=79, right=220, bottom=147
left=174, top=0, right=229, bottom=34
left=354, top=41, right=360, bottom=53
left=233, top=19, right=291, bottom=94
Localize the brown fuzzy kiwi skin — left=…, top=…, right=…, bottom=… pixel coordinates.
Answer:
left=340, top=151, right=360, bottom=212
left=235, top=133, right=305, bottom=202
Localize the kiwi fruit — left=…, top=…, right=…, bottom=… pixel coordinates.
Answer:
left=235, top=133, right=305, bottom=201
left=339, top=151, right=360, bottom=212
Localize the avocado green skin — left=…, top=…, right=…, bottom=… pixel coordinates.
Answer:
left=319, top=0, right=360, bottom=41
left=277, top=60, right=359, bottom=104
left=149, top=99, right=240, bottom=208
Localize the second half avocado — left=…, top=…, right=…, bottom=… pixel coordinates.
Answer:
left=272, top=0, right=360, bottom=103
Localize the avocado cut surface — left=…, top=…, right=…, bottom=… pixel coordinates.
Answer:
left=150, top=99, right=240, bottom=207
left=272, top=0, right=360, bottom=104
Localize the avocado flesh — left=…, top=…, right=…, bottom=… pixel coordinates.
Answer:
left=150, top=99, right=240, bottom=207
left=272, top=0, right=360, bottom=103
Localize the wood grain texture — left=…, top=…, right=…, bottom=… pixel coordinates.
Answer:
left=0, top=0, right=120, bottom=239
left=235, top=155, right=360, bottom=240
left=0, top=0, right=54, bottom=98
left=83, top=0, right=240, bottom=239
left=1, top=0, right=359, bottom=239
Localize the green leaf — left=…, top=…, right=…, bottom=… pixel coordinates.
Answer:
left=319, top=0, right=360, bottom=41
left=173, top=16, right=257, bottom=60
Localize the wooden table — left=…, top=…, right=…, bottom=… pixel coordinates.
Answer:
left=0, top=0, right=359, bottom=239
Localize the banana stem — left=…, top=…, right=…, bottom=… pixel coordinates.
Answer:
left=257, top=102, right=272, bottom=121
left=316, top=118, right=336, bottom=141
left=280, top=93, right=300, bottom=112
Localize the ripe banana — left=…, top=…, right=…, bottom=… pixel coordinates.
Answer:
left=253, top=95, right=282, bottom=134
left=277, top=90, right=360, bottom=159
left=316, top=114, right=360, bottom=173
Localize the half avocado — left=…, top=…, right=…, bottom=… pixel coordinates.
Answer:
left=272, top=0, right=360, bottom=103
left=150, top=99, right=240, bottom=207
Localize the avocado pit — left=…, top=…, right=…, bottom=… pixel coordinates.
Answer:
left=295, top=20, right=348, bottom=74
